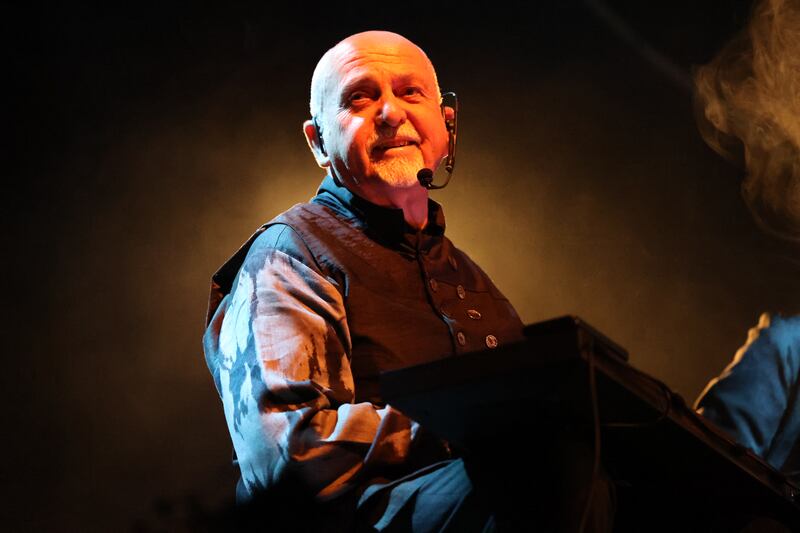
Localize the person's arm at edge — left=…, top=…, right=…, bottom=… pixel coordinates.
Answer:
left=695, top=313, right=800, bottom=470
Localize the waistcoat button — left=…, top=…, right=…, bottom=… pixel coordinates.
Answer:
left=456, top=331, right=466, bottom=346
left=467, top=309, right=482, bottom=320
left=456, top=285, right=466, bottom=299
left=429, top=278, right=439, bottom=292
left=485, top=335, right=498, bottom=348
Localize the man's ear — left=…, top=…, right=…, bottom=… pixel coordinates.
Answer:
left=303, top=119, right=330, bottom=168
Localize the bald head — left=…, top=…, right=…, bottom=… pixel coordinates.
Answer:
left=309, top=31, right=441, bottom=121
left=301, top=30, right=451, bottom=216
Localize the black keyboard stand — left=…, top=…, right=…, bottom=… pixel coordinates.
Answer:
left=380, top=316, right=800, bottom=531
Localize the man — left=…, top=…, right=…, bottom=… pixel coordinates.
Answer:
left=203, top=31, right=546, bottom=531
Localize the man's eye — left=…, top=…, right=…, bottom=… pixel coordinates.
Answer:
left=402, top=87, right=422, bottom=97
left=349, top=92, right=369, bottom=103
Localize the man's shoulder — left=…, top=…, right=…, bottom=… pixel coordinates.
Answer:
left=245, top=204, right=325, bottom=273
left=244, top=199, right=353, bottom=271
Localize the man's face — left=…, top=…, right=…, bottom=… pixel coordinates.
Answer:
left=312, top=35, right=449, bottom=196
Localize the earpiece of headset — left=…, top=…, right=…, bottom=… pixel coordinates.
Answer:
left=440, top=91, right=458, bottom=175
left=312, top=115, right=326, bottom=156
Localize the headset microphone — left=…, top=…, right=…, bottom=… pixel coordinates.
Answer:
left=417, top=168, right=434, bottom=188
left=417, top=91, right=458, bottom=190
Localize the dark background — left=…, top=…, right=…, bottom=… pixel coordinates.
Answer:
left=7, top=1, right=799, bottom=531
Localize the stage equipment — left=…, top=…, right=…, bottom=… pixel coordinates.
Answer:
left=381, top=316, right=800, bottom=531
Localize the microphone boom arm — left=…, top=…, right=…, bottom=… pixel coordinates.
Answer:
left=418, top=91, right=458, bottom=190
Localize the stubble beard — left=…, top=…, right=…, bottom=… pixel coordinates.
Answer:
left=371, top=150, right=425, bottom=189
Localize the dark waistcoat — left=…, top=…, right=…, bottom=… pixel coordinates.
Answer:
left=205, top=176, right=525, bottom=403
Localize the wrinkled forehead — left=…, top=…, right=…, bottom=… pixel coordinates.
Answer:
left=331, top=43, right=437, bottom=93
left=310, top=37, right=439, bottom=116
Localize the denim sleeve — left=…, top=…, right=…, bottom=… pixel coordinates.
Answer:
left=695, top=313, right=800, bottom=471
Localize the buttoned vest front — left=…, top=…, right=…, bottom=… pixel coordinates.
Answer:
left=206, top=195, right=525, bottom=404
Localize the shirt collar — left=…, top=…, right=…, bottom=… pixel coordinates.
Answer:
left=312, top=175, right=446, bottom=243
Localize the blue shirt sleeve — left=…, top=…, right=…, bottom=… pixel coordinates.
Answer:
left=695, top=313, right=800, bottom=471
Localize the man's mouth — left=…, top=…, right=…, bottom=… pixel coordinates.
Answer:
left=371, top=138, right=420, bottom=155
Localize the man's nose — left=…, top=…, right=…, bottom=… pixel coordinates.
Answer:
left=376, top=95, right=407, bottom=128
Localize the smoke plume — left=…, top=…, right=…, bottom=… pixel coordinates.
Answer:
left=694, top=0, right=800, bottom=241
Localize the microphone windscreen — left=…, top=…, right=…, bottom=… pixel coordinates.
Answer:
left=417, top=168, right=434, bottom=188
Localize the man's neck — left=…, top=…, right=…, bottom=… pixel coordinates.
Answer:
left=394, top=189, right=429, bottom=230
left=350, top=181, right=429, bottom=230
